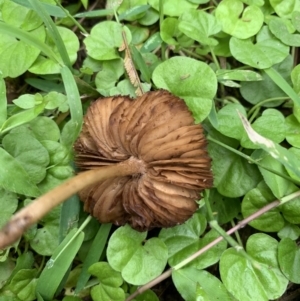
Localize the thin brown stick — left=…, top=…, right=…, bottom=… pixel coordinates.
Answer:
left=0, top=157, right=145, bottom=250
left=126, top=200, right=281, bottom=301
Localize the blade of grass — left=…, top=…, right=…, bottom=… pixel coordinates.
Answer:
left=264, top=67, right=300, bottom=122
left=12, top=0, right=67, bottom=18
left=75, top=223, right=112, bottom=294
left=60, top=66, right=83, bottom=146
left=36, top=227, right=85, bottom=300
left=28, top=0, right=71, bottom=69
left=0, top=22, right=60, bottom=64
left=59, top=194, right=80, bottom=242
left=74, top=9, right=114, bottom=18
left=118, top=5, right=150, bottom=21
left=0, top=73, right=7, bottom=126
left=130, top=45, right=151, bottom=83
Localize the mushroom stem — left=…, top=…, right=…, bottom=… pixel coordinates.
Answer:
left=0, top=157, right=145, bottom=250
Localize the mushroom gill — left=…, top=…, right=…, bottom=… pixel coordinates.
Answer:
left=74, top=90, right=213, bottom=231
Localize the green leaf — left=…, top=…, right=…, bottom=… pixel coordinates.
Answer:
left=0, top=188, right=18, bottom=228
left=3, top=132, right=49, bottom=184
left=269, top=18, right=300, bottom=46
left=159, top=212, right=227, bottom=268
left=0, top=147, right=40, bottom=196
left=29, top=204, right=60, bottom=256
left=88, top=262, right=125, bottom=301
left=288, top=114, right=300, bottom=143
left=215, top=0, right=264, bottom=39
left=44, top=91, right=69, bottom=112
left=107, top=225, right=168, bottom=285
left=0, top=258, right=15, bottom=290
left=152, top=56, right=217, bottom=122
left=230, top=26, right=289, bottom=69
left=2, top=0, right=42, bottom=31
left=278, top=223, right=300, bottom=240
left=220, top=233, right=288, bottom=301
left=278, top=237, right=300, bottom=283
left=9, top=269, right=38, bottom=301
left=95, top=59, right=125, bottom=96
left=29, top=27, right=79, bottom=74
left=137, top=7, right=159, bottom=26
left=36, top=228, right=85, bottom=300
left=134, top=290, right=159, bottom=301
left=240, top=55, right=292, bottom=107
left=84, top=21, right=131, bottom=60
left=242, top=181, right=285, bottom=232
left=217, top=103, right=247, bottom=140
left=172, top=268, right=234, bottom=301
left=208, top=139, right=262, bottom=197
left=148, top=0, right=198, bottom=16
left=216, top=69, right=262, bottom=82
left=178, top=10, right=221, bottom=46
left=208, top=189, right=240, bottom=225
left=254, top=151, right=294, bottom=198
left=0, top=25, right=46, bottom=78
left=269, top=0, right=300, bottom=18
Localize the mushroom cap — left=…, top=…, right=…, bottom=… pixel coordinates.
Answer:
left=74, top=90, right=213, bottom=231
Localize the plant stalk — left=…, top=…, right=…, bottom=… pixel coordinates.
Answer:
left=0, top=157, right=145, bottom=250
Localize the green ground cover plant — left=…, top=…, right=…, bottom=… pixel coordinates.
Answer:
left=0, top=0, right=300, bottom=300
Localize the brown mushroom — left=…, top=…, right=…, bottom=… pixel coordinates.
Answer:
left=74, top=90, right=213, bottom=231
left=0, top=90, right=212, bottom=249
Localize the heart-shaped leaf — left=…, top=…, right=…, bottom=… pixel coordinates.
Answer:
left=88, top=262, right=125, bottom=301
left=215, top=0, right=264, bottom=39
left=107, top=225, right=168, bottom=285
left=230, top=26, right=289, bottom=69
left=178, top=10, right=221, bottom=46
left=152, top=56, right=217, bottom=122
left=148, top=0, right=197, bottom=16
left=220, top=233, right=288, bottom=301
left=278, top=237, right=300, bottom=283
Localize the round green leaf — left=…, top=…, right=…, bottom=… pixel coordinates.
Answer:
left=84, top=21, right=131, bottom=61
left=215, top=0, right=264, bottom=39
left=217, top=103, right=247, bottom=140
left=269, top=18, right=300, bottom=46
left=107, top=225, right=168, bottom=285
left=230, top=27, right=289, bottom=69
left=148, top=0, right=198, bottom=16
left=242, top=181, right=285, bottom=232
left=95, top=59, right=125, bottom=96
left=2, top=0, right=42, bottom=31
left=29, top=26, right=79, bottom=74
left=173, top=268, right=233, bottom=301
left=220, top=233, right=288, bottom=301
left=240, top=55, right=292, bottom=106
left=88, top=262, right=125, bottom=301
left=278, top=223, right=300, bottom=240
left=0, top=188, right=18, bottom=228
left=208, top=140, right=262, bottom=197
left=0, top=26, right=46, bottom=78
left=159, top=212, right=227, bottom=268
left=152, top=56, right=217, bottom=122
left=208, top=189, right=240, bottom=225
left=270, top=0, right=300, bottom=18
left=278, top=238, right=300, bottom=283
left=286, top=115, right=300, bottom=147
left=3, top=132, right=49, bottom=184
left=137, top=8, right=159, bottom=26
left=178, top=10, right=221, bottom=46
